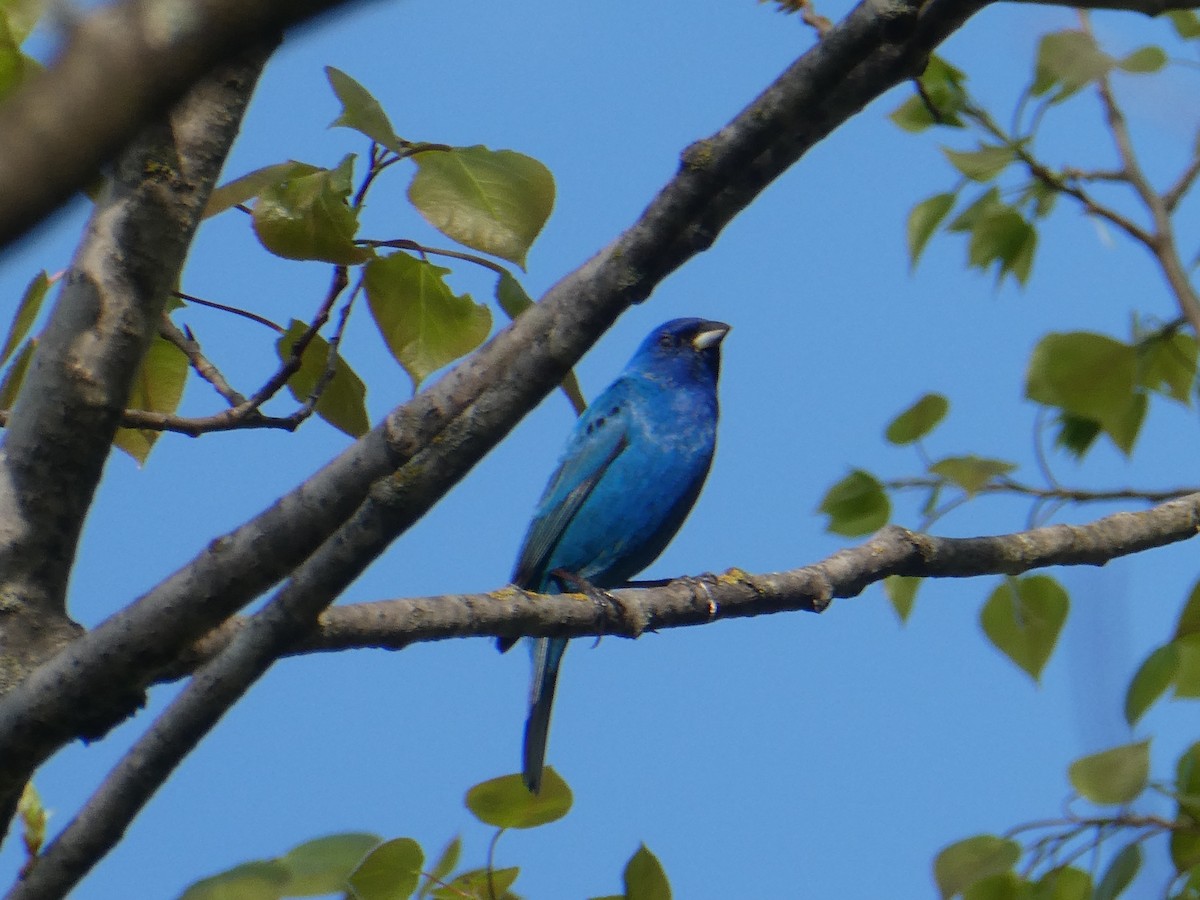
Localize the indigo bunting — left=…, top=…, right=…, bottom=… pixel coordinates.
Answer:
left=502, top=317, right=729, bottom=793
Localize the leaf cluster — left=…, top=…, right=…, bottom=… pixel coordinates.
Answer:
left=893, top=19, right=1196, bottom=287
left=1, top=63, right=579, bottom=462
left=936, top=740, right=1200, bottom=899
left=177, top=769, right=671, bottom=900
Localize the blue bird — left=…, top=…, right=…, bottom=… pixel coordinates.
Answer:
left=501, top=317, right=729, bottom=793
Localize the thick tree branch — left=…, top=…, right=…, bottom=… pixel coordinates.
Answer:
left=0, top=0, right=384, bottom=249
left=0, top=37, right=272, bottom=673
left=0, top=46, right=271, bottom=837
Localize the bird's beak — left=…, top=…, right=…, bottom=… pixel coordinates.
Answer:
left=691, top=323, right=730, bottom=351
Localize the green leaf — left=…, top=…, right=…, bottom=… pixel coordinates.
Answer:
left=934, top=835, right=1020, bottom=899
left=1175, top=579, right=1200, bottom=640
left=1125, top=643, right=1179, bottom=725
left=252, top=155, right=371, bottom=264
left=496, top=271, right=585, bottom=415
left=204, top=161, right=322, bottom=219
left=818, top=469, right=890, bottom=537
left=1068, top=740, right=1150, bottom=806
left=0, top=45, right=38, bottom=106
left=906, top=194, right=957, bottom=267
left=1033, top=867, right=1091, bottom=900
left=1171, top=831, right=1200, bottom=877
left=1053, top=412, right=1101, bottom=459
left=980, top=575, right=1069, bottom=682
left=282, top=833, right=381, bottom=896
left=1175, top=743, right=1200, bottom=830
left=964, top=872, right=1031, bottom=900
left=1118, top=45, right=1167, bottom=73
left=943, top=144, right=1016, bottom=182
left=886, top=392, right=949, bottom=444
left=0, top=0, right=46, bottom=44
left=1032, top=30, right=1114, bottom=100
left=325, top=67, right=404, bottom=154
left=0, top=3, right=42, bottom=104
left=884, top=575, right=920, bottom=624
left=0, top=338, right=34, bottom=410
left=1, top=270, right=49, bottom=366
left=624, top=845, right=671, bottom=900
left=409, top=146, right=555, bottom=268
left=947, top=187, right=1003, bottom=233
left=495, top=269, right=534, bottom=321
left=346, top=838, right=423, bottom=900
left=417, top=837, right=461, bottom=899
left=364, top=252, right=492, bottom=390
left=1166, top=10, right=1200, bottom=39
left=1026, top=332, right=1143, bottom=455
left=114, top=334, right=190, bottom=464
left=464, top=769, right=572, bottom=829
left=431, top=867, right=519, bottom=900
left=890, top=95, right=940, bottom=133
left=275, top=320, right=370, bottom=438
left=967, top=206, right=1037, bottom=285
left=1172, top=633, right=1200, bottom=698
left=178, top=860, right=291, bottom=900
left=1094, top=843, right=1141, bottom=900
left=889, top=56, right=968, bottom=132
left=929, top=455, right=1017, bottom=496
left=1020, top=180, right=1058, bottom=220
left=1138, top=330, right=1198, bottom=405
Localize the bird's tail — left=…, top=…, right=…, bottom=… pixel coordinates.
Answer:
left=523, top=637, right=568, bottom=794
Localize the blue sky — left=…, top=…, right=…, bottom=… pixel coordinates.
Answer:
left=2, top=0, right=1198, bottom=896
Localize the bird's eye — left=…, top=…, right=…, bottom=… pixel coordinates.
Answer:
left=657, top=334, right=675, bottom=348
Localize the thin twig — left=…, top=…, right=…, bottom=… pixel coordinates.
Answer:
left=886, top=476, right=1198, bottom=504
left=157, top=315, right=247, bottom=407
left=359, top=238, right=511, bottom=278
left=173, top=290, right=283, bottom=332
left=1163, top=153, right=1200, bottom=213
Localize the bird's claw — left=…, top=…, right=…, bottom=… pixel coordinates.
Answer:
left=550, top=568, right=626, bottom=647
left=678, top=573, right=719, bottom=619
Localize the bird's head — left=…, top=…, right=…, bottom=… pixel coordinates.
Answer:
left=629, top=317, right=730, bottom=386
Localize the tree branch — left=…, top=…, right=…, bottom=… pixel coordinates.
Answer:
left=154, top=490, right=1200, bottom=678
left=0, top=45, right=272, bottom=838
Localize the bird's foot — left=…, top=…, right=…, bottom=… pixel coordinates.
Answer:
left=677, top=572, right=720, bottom=619
left=549, top=568, right=627, bottom=647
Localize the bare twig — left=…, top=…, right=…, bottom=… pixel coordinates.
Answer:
left=158, top=316, right=248, bottom=408
left=1163, top=153, right=1200, bottom=212
left=173, top=291, right=284, bottom=333
left=886, top=476, right=1198, bottom=504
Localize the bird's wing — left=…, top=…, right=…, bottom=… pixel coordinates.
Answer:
left=512, top=383, right=633, bottom=588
